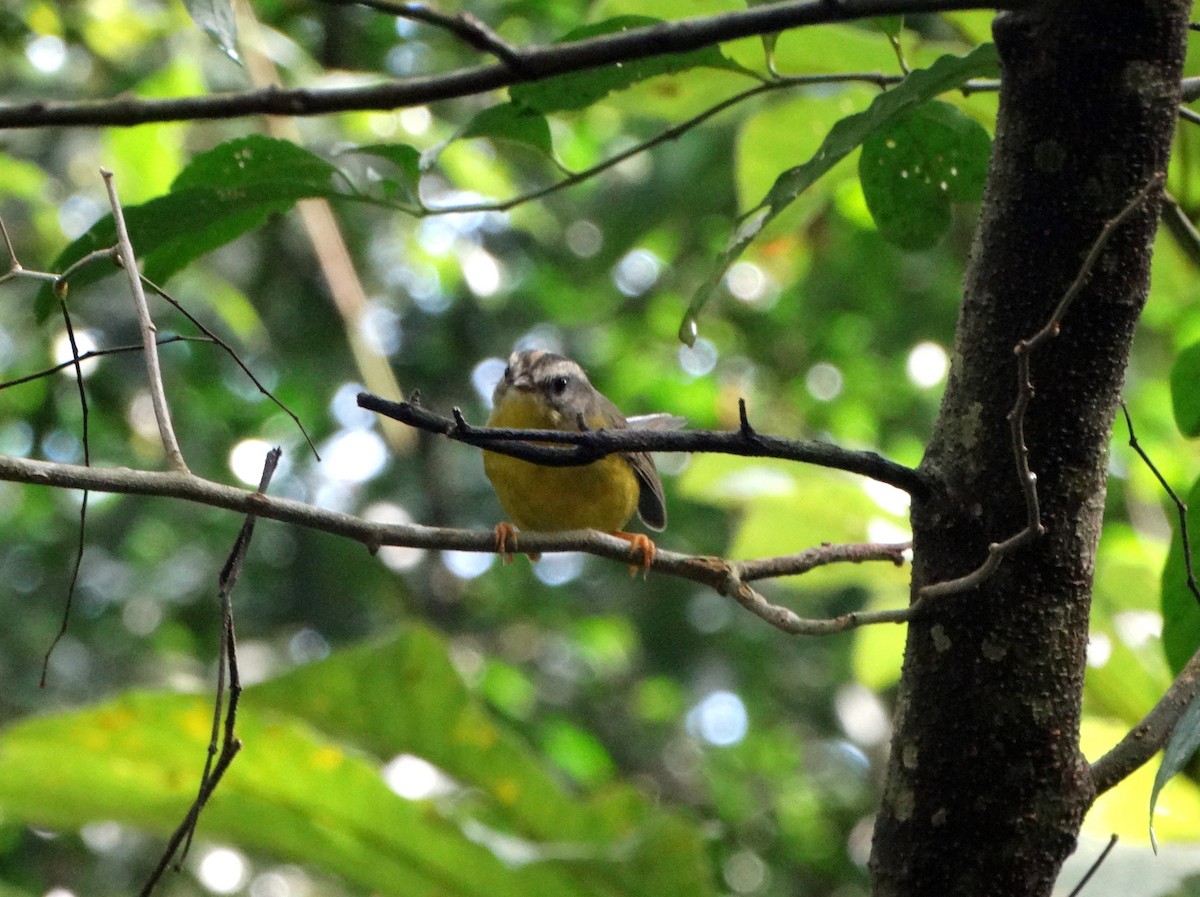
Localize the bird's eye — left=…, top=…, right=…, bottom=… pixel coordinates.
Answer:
left=550, top=375, right=569, bottom=395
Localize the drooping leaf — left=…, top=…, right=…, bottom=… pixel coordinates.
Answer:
left=510, top=16, right=757, bottom=113
left=181, top=0, right=240, bottom=62
left=1160, top=475, right=1200, bottom=674
left=858, top=100, right=991, bottom=249
left=682, top=42, right=999, bottom=344
left=1170, top=342, right=1200, bottom=436
left=1150, top=691, right=1200, bottom=849
left=38, top=136, right=348, bottom=320
left=347, top=142, right=424, bottom=204
left=0, top=628, right=716, bottom=897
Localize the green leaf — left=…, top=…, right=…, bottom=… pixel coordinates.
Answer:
left=510, top=16, right=756, bottom=113
left=38, top=136, right=346, bottom=320
left=858, top=100, right=991, bottom=249
left=1150, top=692, right=1200, bottom=849
left=1170, top=342, right=1200, bottom=436
left=682, top=42, right=999, bottom=344
left=0, top=628, right=715, bottom=896
left=347, top=142, right=424, bottom=203
left=182, top=0, right=240, bottom=63
left=874, top=16, right=904, bottom=39
left=1160, top=474, right=1200, bottom=674
left=459, top=103, right=557, bottom=159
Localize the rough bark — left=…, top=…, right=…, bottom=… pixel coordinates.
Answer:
left=870, top=2, right=1188, bottom=895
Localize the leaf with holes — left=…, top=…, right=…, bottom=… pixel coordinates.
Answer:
left=682, top=43, right=998, bottom=343
left=859, top=99, right=991, bottom=249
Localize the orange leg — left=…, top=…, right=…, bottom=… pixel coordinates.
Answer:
left=493, top=521, right=519, bottom=565
left=613, top=531, right=656, bottom=576
left=492, top=522, right=540, bottom=564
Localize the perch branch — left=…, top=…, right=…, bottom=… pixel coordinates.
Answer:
left=0, top=0, right=1030, bottom=129
left=0, top=452, right=909, bottom=637
left=357, top=392, right=930, bottom=496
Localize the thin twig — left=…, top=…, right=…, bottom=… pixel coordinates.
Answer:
left=0, top=335, right=208, bottom=391
left=1064, top=835, right=1118, bottom=897
left=101, top=169, right=188, bottom=472
left=39, top=289, right=92, bottom=687
left=139, top=447, right=280, bottom=897
left=324, top=0, right=523, bottom=68
left=1121, top=403, right=1200, bottom=606
left=140, top=276, right=320, bottom=460
left=0, top=0, right=1031, bottom=129
left=426, top=71, right=908, bottom=215
left=358, top=391, right=930, bottom=496
left=921, top=176, right=1162, bottom=599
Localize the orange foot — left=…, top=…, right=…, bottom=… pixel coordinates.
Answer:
left=492, top=522, right=541, bottom=564
left=493, top=521, right=519, bottom=565
left=613, top=531, right=656, bottom=576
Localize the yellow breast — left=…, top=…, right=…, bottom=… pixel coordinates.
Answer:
left=483, top=391, right=640, bottom=532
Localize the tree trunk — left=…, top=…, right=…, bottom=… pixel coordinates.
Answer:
left=870, top=2, right=1188, bottom=895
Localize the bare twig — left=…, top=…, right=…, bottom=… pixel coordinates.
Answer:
left=358, top=391, right=930, bottom=496
left=140, top=277, right=320, bottom=459
left=921, top=176, right=1162, bottom=599
left=1064, top=835, right=1118, bottom=897
left=0, top=335, right=209, bottom=391
left=39, top=289, right=92, bottom=686
left=101, top=169, right=188, bottom=472
left=140, top=448, right=280, bottom=897
left=0, top=0, right=1030, bottom=129
left=324, top=0, right=523, bottom=68
left=1121, top=403, right=1200, bottom=606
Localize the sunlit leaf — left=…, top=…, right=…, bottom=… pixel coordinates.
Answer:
left=511, top=16, right=757, bottom=113
left=0, top=629, right=717, bottom=897
left=858, top=100, right=991, bottom=249
left=683, top=43, right=998, bottom=344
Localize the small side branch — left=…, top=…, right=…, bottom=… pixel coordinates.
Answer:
left=358, top=392, right=930, bottom=497
left=1090, top=643, right=1200, bottom=797
left=139, top=448, right=280, bottom=897
left=326, top=0, right=523, bottom=69
left=102, top=169, right=189, bottom=472
left=920, top=176, right=1161, bottom=599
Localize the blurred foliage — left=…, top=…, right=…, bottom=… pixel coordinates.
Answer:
left=1, top=1, right=1200, bottom=896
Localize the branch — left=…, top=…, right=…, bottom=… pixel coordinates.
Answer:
left=1089, top=643, right=1200, bottom=797
left=0, top=0, right=1028, bottom=129
left=358, top=392, right=930, bottom=496
left=102, top=169, right=188, bottom=472
left=0, top=452, right=909, bottom=636
left=322, top=0, right=523, bottom=68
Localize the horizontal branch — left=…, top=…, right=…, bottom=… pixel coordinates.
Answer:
left=358, top=392, right=931, bottom=497
left=0, top=452, right=910, bottom=635
left=0, top=0, right=1024, bottom=129
left=1089, top=643, right=1200, bottom=797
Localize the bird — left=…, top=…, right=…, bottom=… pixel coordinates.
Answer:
left=482, top=349, right=673, bottom=572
